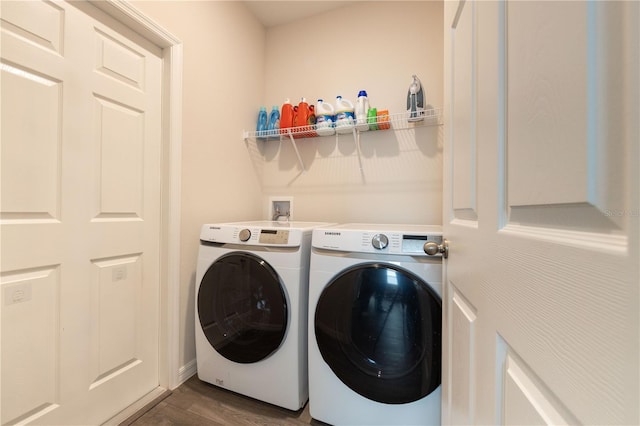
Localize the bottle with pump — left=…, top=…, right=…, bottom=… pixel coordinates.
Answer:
left=266, top=106, right=280, bottom=140
left=256, top=106, right=268, bottom=140
left=355, top=90, right=370, bottom=131
left=280, top=99, right=294, bottom=135
left=315, top=99, right=335, bottom=136
left=335, top=95, right=355, bottom=134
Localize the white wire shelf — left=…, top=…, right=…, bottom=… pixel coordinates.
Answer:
left=242, top=107, right=442, bottom=141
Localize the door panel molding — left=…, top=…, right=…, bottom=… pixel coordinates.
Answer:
left=496, top=336, right=580, bottom=425
left=450, top=0, right=478, bottom=222
left=505, top=1, right=627, bottom=235
left=89, top=0, right=184, bottom=393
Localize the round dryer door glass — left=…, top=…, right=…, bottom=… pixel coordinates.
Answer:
left=315, top=263, right=441, bottom=404
left=198, top=252, right=288, bottom=363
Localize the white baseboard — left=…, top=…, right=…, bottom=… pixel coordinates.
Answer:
left=102, top=360, right=196, bottom=424
left=102, top=387, right=169, bottom=425
left=175, top=358, right=197, bottom=389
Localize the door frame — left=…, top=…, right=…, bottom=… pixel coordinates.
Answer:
left=90, top=0, right=183, bottom=392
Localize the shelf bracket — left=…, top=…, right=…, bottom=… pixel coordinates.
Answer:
left=354, top=128, right=364, bottom=175
left=285, top=129, right=306, bottom=173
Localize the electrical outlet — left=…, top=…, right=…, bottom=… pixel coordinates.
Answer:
left=269, top=196, right=293, bottom=221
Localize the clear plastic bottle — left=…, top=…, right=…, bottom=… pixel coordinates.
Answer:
left=355, top=90, right=370, bottom=131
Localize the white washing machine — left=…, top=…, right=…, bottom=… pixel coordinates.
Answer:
left=195, top=220, right=331, bottom=411
left=308, top=223, right=444, bottom=425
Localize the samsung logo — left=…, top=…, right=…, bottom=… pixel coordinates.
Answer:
left=209, top=226, right=221, bottom=230
left=324, top=232, right=341, bottom=236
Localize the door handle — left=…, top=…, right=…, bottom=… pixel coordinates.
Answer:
left=424, top=239, right=449, bottom=259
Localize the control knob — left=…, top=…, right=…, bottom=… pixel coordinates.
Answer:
left=371, top=234, right=389, bottom=250
left=239, top=229, right=251, bottom=242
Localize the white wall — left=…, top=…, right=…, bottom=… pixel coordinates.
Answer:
left=130, top=0, right=265, bottom=377
left=258, top=1, right=443, bottom=224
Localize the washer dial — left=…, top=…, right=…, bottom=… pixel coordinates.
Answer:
left=238, top=229, right=251, bottom=242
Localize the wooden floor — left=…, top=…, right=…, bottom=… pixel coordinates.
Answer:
left=122, top=374, right=329, bottom=425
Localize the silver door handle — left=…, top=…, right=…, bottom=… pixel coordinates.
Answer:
left=424, top=239, right=449, bottom=259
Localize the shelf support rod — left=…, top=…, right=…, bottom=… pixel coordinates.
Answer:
left=286, top=129, right=306, bottom=173
left=354, top=128, right=364, bottom=175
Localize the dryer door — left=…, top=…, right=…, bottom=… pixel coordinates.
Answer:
left=315, top=263, right=441, bottom=404
left=198, top=252, right=288, bottom=363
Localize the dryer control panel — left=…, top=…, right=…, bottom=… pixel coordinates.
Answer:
left=401, top=234, right=444, bottom=254
left=312, top=223, right=444, bottom=257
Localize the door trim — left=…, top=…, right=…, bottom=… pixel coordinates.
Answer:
left=89, top=0, right=183, bottom=391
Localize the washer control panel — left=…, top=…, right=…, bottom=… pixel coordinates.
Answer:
left=200, top=224, right=302, bottom=247
left=258, top=229, right=290, bottom=245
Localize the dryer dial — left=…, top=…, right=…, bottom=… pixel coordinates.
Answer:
left=371, top=234, right=389, bottom=250
left=239, top=229, right=251, bottom=242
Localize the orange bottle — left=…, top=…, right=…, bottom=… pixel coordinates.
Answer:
left=280, top=99, right=294, bottom=135
left=293, top=98, right=310, bottom=138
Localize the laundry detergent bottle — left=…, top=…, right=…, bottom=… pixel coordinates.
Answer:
left=355, top=90, right=370, bottom=131
left=334, top=95, right=355, bottom=134
left=293, top=97, right=311, bottom=138
left=307, top=104, right=317, bottom=137
left=256, top=106, right=268, bottom=140
left=280, top=98, right=294, bottom=135
left=267, top=105, right=280, bottom=140
left=315, top=99, right=335, bottom=136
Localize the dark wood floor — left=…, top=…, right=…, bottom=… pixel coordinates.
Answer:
left=122, top=374, right=329, bottom=425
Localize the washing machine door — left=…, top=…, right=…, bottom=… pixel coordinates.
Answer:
left=198, top=252, right=288, bottom=364
left=315, top=263, right=441, bottom=404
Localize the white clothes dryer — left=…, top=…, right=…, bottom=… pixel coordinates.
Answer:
left=195, top=220, right=331, bottom=411
left=308, top=223, right=443, bottom=425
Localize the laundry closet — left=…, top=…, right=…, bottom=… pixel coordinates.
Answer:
left=132, top=0, right=444, bottom=391
left=2, top=1, right=638, bottom=424
left=134, top=2, right=639, bottom=425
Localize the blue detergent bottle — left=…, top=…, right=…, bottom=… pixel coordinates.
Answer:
left=267, top=105, right=280, bottom=140
left=256, top=106, right=268, bottom=140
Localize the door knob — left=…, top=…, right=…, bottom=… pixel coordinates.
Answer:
left=423, top=239, right=449, bottom=258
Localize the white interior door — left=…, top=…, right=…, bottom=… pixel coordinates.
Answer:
left=443, top=1, right=639, bottom=424
left=1, top=1, right=162, bottom=424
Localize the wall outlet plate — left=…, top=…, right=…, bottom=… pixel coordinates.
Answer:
left=268, top=196, right=293, bottom=221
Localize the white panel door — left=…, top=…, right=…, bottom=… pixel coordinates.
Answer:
left=443, top=1, right=639, bottom=424
left=0, top=1, right=162, bottom=424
